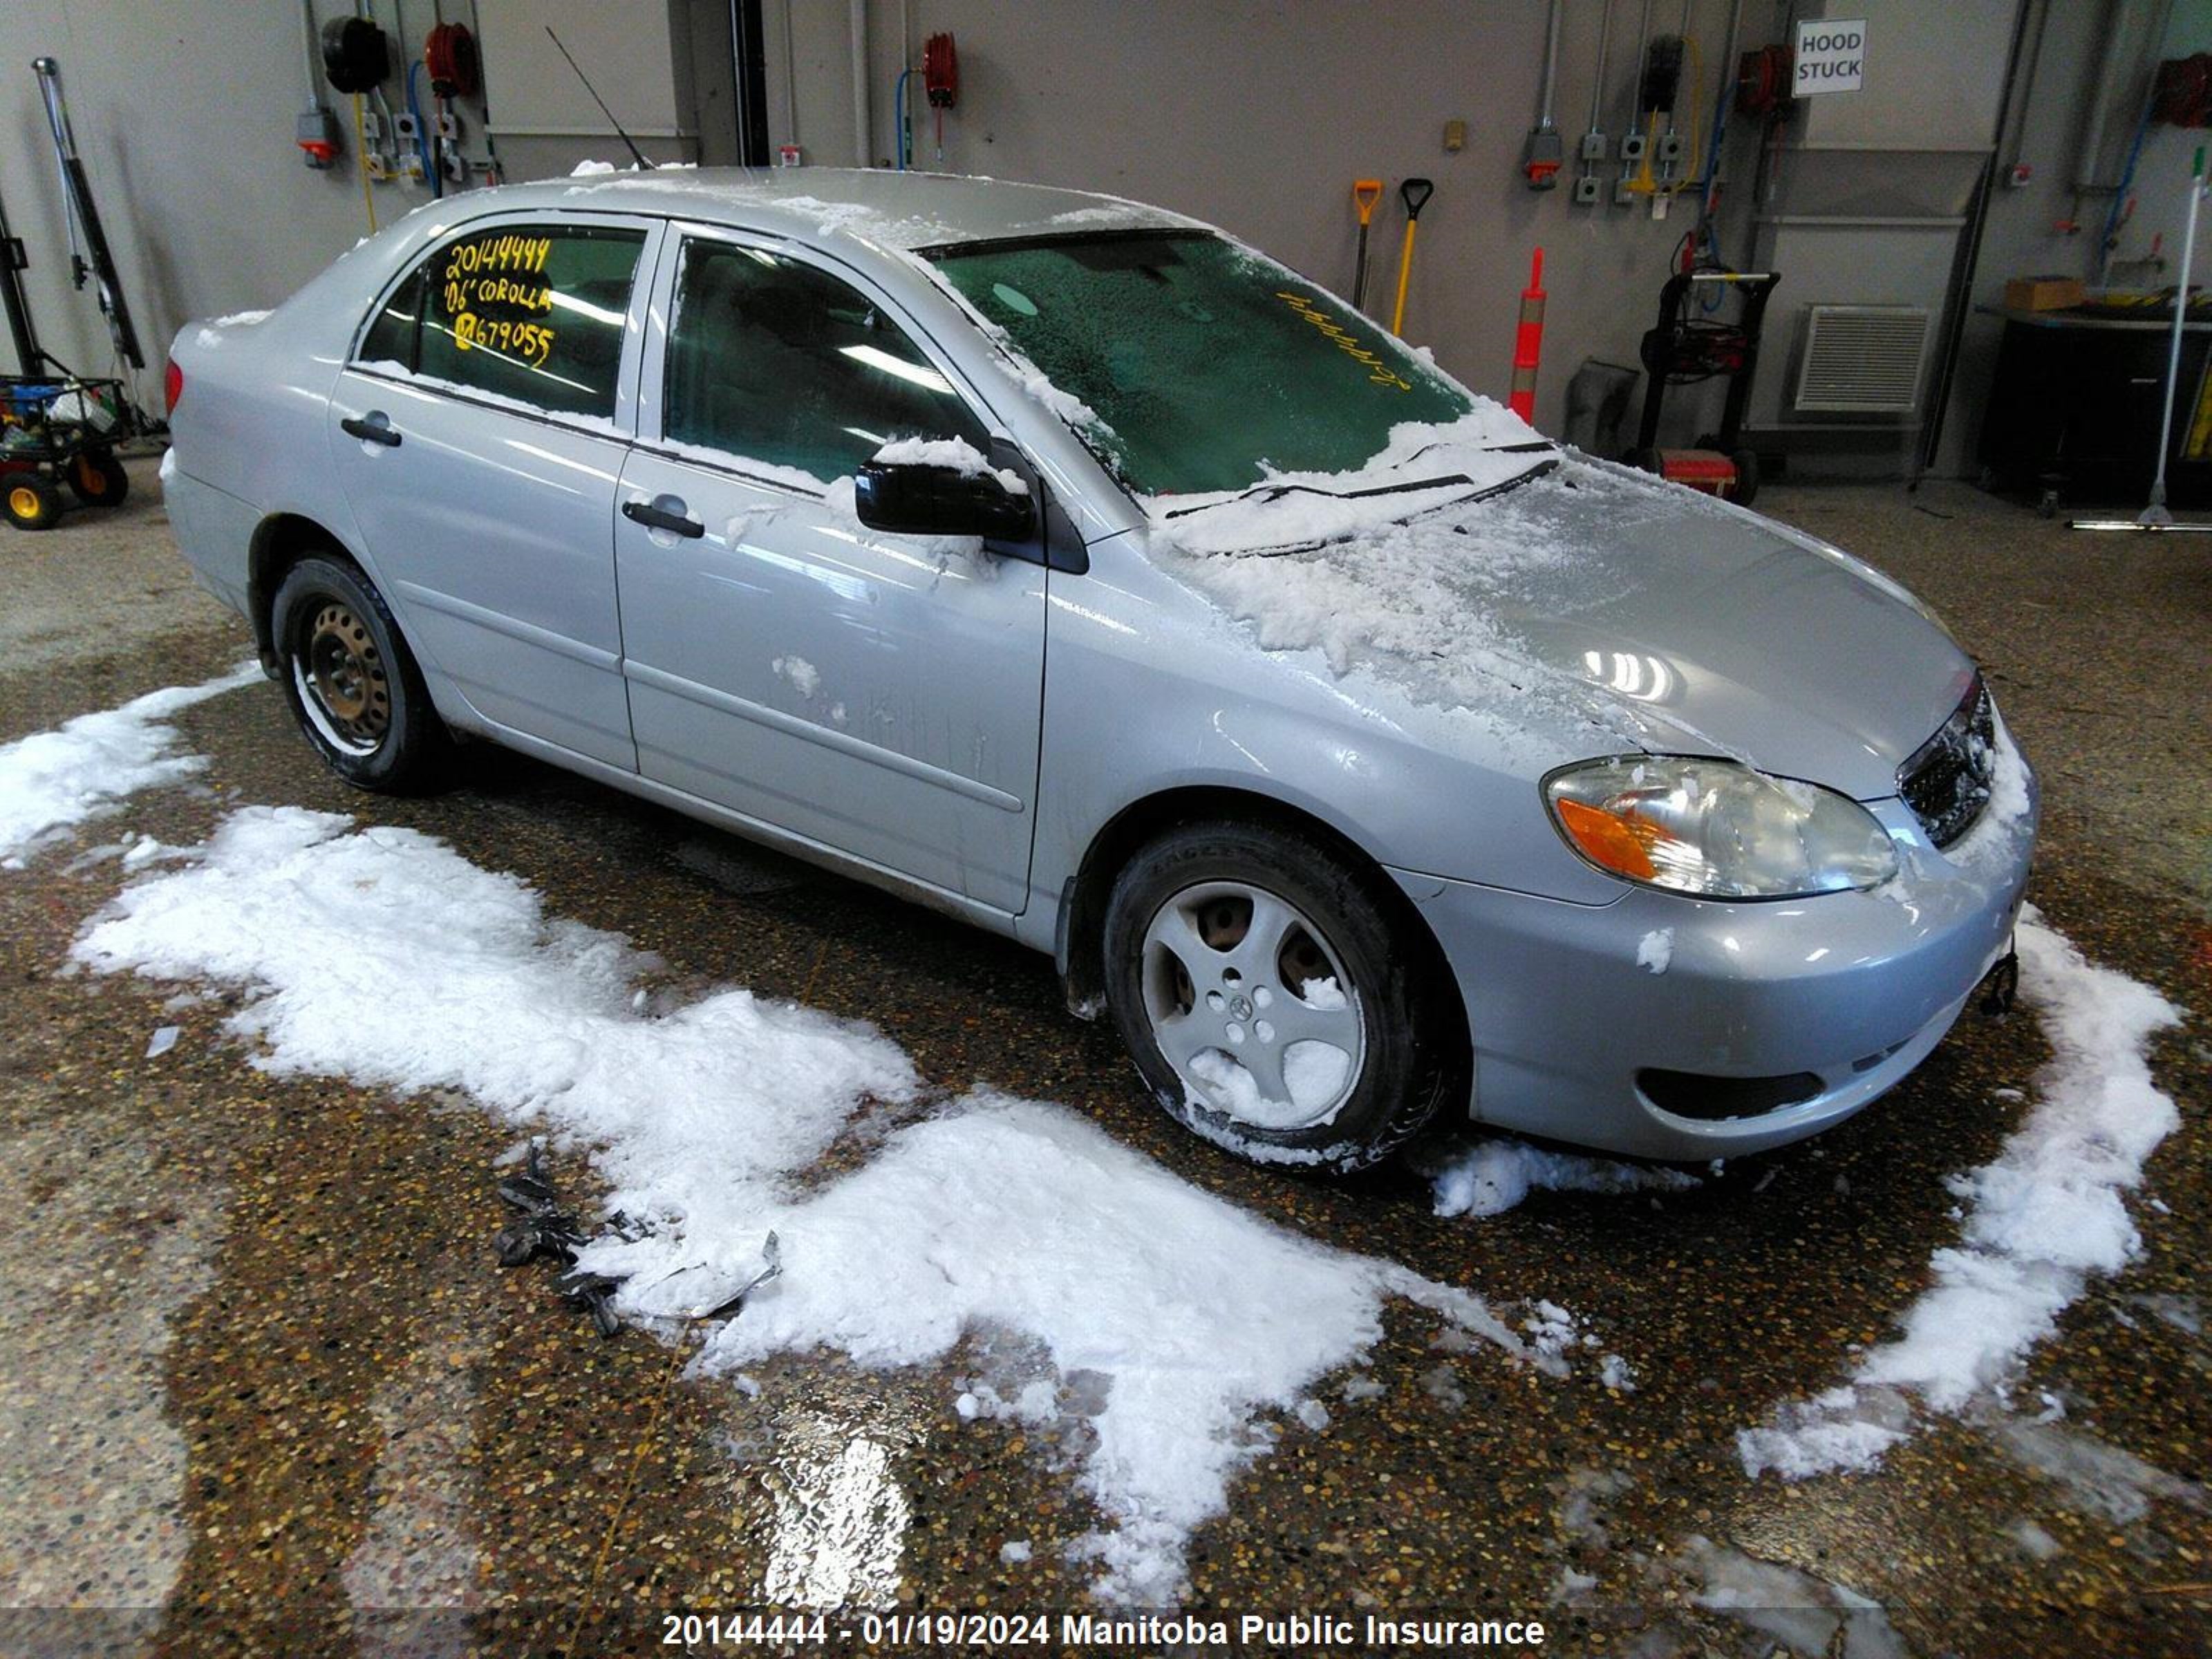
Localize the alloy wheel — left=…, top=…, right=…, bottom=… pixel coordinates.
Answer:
left=1139, top=880, right=1367, bottom=1130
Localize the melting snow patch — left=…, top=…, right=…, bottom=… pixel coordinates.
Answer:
left=144, top=1026, right=179, bottom=1059
left=1991, top=1414, right=2206, bottom=1524
left=1427, top=1136, right=1698, bottom=1219
left=1676, top=1535, right=1904, bottom=1659
left=999, top=1539, right=1032, bottom=1564
left=0, top=662, right=260, bottom=860
left=1637, top=928, right=1674, bottom=975
left=771, top=655, right=823, bottom=697
left=1738, top=912, right=2182, bottom=1479
left=74, top=807, right=1563, bottom=1606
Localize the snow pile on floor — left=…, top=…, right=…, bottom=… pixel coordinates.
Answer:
left=1427, top=1136, right=1698, bottom=1219
left=75, top=807, right=1557, bottom=1605
left=692, top=1094, right=1438, bottom=1604
left=75, top=808, right=921, bottom=1226
left=0, top=662, right=259, bottom=861
left=1738, top=912, right=2182, bottom=1479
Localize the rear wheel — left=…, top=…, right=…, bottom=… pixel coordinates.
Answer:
left=271, top=552, right=447, bottom=791
left=66, top=448, right=129, bottom=507
left=3, top=474, right=61, bottom=531
left=1101, top=819, right=1461, bottom=1174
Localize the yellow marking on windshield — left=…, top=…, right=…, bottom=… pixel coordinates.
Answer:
left=1274, top=291, right=1412, bottom=391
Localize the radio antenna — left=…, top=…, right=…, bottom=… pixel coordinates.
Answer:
left=545, top=28, right=650, bottom=170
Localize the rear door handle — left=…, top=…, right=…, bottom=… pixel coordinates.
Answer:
left=623, top=498, right=704, bottom=538
left=341, top=415, right=402, bottom=448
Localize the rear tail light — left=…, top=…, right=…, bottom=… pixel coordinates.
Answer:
left=164, top=358, right=183, bottom=416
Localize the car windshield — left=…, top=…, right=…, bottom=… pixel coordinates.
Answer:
left=928, top=232, right=1476, bottom=498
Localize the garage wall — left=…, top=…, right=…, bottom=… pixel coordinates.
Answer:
left=1943, top=0, right=2212, bottom=476
left=775, top=0, right=1774, bottom=443
left=0, top=0, right=697, bottom=412
left=10, top=0, right=2184, bottom=478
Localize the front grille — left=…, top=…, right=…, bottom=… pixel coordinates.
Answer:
left=1898, top=675, right=1996, bottom=848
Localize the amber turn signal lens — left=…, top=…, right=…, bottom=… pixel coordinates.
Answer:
left=1554, top=797, right=1660, bottom=881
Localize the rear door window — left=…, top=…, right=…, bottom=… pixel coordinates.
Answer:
left=662, top=240, right=988, bottom=482
left=359, top=222, right=646, bottom=420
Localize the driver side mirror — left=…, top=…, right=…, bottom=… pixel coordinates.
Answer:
left=854, top=460, right=1035, bottom=542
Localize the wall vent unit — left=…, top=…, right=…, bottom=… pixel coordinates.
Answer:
left=1792, top=304, right=1931, bottom=414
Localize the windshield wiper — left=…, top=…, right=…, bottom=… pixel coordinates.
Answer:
left=1160, top=441, right=1558, bottom=521
left=1162, top=456, right=1556, bottom=522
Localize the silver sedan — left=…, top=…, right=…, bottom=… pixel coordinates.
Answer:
left=161, top=168, right=2035, bottom=1174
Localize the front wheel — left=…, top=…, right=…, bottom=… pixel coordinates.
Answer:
left=1101, top=820, right=1462, bottom=1174
left=271, top=552, right=448, bottom=791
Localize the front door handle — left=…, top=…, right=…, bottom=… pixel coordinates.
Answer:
left=341, top=415, right=402, bottom=448
left=623, top=498, right=704, bottom=538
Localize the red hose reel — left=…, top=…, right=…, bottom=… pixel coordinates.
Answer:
left=424, top=22, right=480, bottom=100
left=923, top=32, right=957, bottom=109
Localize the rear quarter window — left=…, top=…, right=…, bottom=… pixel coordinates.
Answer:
left=357, top=223, right=646, bottom=421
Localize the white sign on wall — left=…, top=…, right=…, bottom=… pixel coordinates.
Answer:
left=1794, top=18, right=1867, bottom=95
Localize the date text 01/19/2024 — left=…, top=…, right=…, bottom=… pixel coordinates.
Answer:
left=659, top=1611, right=1550, bottom=1649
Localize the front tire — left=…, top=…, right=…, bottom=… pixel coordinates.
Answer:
left=271, top=552, right=447, bottom=791
left=1101, top=819, right=1461, bottom=1174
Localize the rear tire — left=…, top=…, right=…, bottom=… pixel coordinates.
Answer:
left=271, top=552, right=448, bottom=792
left=1101, top=819, right=1461, bottom=1175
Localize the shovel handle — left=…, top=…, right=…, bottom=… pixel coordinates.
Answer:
left=1400, top=176, right=1435, bottom=219
left=1353, top=179, right=1383, bottom=225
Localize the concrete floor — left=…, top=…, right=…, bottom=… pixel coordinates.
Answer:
left=0, top=458, right=2204, bottom=1656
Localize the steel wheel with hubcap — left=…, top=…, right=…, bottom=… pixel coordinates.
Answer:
left=296, top=600, right=391, bottom=755
left=1104, top=818, right=1463, bottom=1173
left=272, top=551, right=447, bottom=791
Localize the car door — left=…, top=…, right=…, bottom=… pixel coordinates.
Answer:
left=614, top=227, right=1047, bottom=913
left=327, top=214, right=659, bottom=771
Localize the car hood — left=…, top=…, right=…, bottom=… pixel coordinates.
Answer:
left=1151, top=458, right=1972, bottom=802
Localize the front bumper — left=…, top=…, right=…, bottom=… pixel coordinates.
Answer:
left=1392, top=782, right=2038, bottom=1162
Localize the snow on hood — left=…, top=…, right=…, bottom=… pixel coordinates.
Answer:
left=1152, top=453, right=1971, bottom=797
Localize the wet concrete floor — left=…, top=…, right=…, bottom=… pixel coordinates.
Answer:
left=0, top=461, right=2204, bottom=1656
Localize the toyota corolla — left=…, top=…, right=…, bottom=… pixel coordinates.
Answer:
left=161, top=168, right=2035, bottom=1174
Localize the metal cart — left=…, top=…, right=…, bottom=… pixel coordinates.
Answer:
left=1, top=374, right=133, bottom=531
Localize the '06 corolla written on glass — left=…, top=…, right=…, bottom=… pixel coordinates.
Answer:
left=162, top=169, right=2034, bottom=1174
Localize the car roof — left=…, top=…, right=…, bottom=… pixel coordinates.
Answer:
left=496, top=165, right=1204, bottom=253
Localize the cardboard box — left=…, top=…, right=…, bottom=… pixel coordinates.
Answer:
left=2005, top=275, right=2087, bottom=312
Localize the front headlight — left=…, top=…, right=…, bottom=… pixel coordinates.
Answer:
left=1544, top=756, right=1898, bottom=899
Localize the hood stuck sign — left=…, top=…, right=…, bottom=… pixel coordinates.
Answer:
left=1794, top=18, right=1866, bottom=95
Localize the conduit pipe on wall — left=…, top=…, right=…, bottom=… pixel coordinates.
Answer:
left=2076, top=0, right=2175, bottom=193
left=850, top=0, right=872, bottom=166
left=300, top=0, right=324, bottom=104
